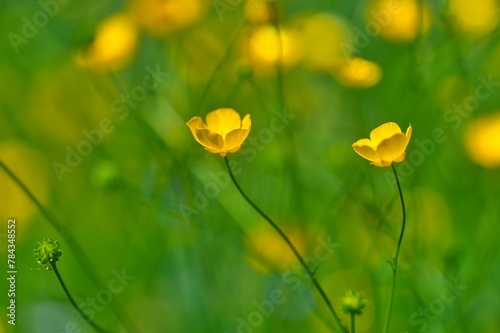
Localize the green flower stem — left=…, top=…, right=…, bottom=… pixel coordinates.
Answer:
left=224, top=156, right=347, bottom=333
left=350, top=313, right=355, bottom=333
left=0, top=160, right=137, bottom=332
left=50, top=261, right=111, bottom=333
left=382, top=164, right=407, bottom=333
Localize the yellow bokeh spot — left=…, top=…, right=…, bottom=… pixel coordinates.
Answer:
left=298, top=13, right=351, bottom=70
left=450, top=0, right=498, bottom=36
left=465, top=112, right=500, bottom=168
left=244, top=25, right=303, bottom=71
left=332, top=57, right=382, bottom=88
left=76, top=12, right=138, bottom=72
left=0, top=142, right=50, bottom=238
left=245, top=0, right=275, bottom=25
left=368, top=0, right=431, bottom=42
left=128, top=0, right=206, bottom=35
left=246, top=224, right=305, bottom=272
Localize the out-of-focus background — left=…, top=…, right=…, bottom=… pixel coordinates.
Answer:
left=1, top=0, right=500, bottom=332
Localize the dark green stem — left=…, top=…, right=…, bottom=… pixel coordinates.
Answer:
left=50, top=262, right=111, bottom=333
left=350, top=313, right=355, bottom=333
left=382, top=164, right=407, bottom=333
left=224, top=156, right=347, bottom=333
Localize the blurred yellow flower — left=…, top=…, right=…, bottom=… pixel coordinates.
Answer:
left=299, top=13, right=351, bottom=70
left=128, top=0, right=206, bottom=35
left=244, top=0, right=276, bottom=25
left=449, top=0, right=498, bottom=36
left=246, top=224, right=305, bottom=272
left=465, top=113, right=500, bottom=168
left=76, top=12, right=138, bottom=72
left=186, top=108, right=251, bottom=157
left=353, top=122, right=412, bottom=167
left=244, top=25, right=303, bottom=70
left=332, top=57, right=382, bottom=88
left=368, top=0, right=431, bottom=42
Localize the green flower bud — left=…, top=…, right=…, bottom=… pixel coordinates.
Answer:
left=35, top=238, right=62, bottom=269
left=340, top=290, right=367, bottom=315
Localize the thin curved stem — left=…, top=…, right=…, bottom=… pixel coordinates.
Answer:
left=50, top=262, right=111, bottom=333
left=382, top=164, right=407, bottom=333
left=224, top=156, right=347, bottom=333
left=350, top=313, right=356, bottom=333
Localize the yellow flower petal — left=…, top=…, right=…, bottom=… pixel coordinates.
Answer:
left=225, top=128, right=251, bottom=153
left=377, top=133, right=408, bottom=162
left=371, top=160, right=392, bottom=167
left=186, top=109, right=252, bottom=157
left=394, top=152, right=406, bottom=163
left=186, top=116, right=206, bottom=144
left=206, top=108, right=242, bottom=137
left=405, top=124, right=413, bottom=143
left=352, top=139, right=380, bottom=163
left=195, top=129, right=224, bottom=153
left=241, top=114, right=251, bottom=130
left=370, top=122, right=403, bottom=146
left=352, top=122, right=412, bottom=167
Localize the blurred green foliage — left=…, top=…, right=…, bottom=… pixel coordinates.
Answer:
left=1, top=0, right=500, bottom=332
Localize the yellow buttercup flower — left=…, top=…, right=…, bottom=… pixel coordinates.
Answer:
left=352, top=122, right=412, bottom=167
left=186, top=108, right=251, bottom=157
